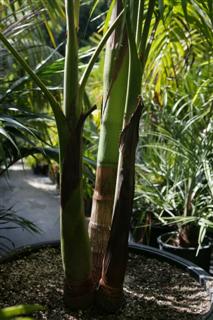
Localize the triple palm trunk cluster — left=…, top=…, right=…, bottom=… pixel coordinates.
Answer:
left=0, top=0, right=158, bottom=313
left=60, top=0, right=157, bottom=312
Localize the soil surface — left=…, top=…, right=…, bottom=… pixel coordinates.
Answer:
left=0, top=247, right=211, bottom=320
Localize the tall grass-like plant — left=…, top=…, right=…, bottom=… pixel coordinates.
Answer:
left=131, top=0, right=213, bottom=248
left=134, top=90, right=213, bottom=248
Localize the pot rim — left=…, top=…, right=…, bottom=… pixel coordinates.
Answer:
left=129, top=242, right=213, bottom=320
left=0, top=240, right=60, bottom=263
left=1, top=240, right=212, bottom=281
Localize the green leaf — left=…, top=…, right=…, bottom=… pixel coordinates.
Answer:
left=181, top=0, right=188, bottom=22
left=0, top=128, right=19, bottom=154
left=124, top=2, right=141, bottom=120
left=140, top=0, right=156, bottom=63
left=158, top=0, right=164, bottom=18
left=0, top=30, right=69, bottom=155
left=74, top=0, right=80, bottom=28
left=7, top=317, right=34, bottom=320
left=0, top=117, right=36, bottom=138
left=89, top=0, right=101, bottom=22
left=103, top=0, right=116, bottom=35
left=136, top=0, right=145, bottom=47
left=203, top=160, right=213, bottom=198
left=208, top=0, right=213, bottom=24
left=79, top=8, right=124, bottom=96
left=0, top=304, right=44, bottom=319
left=44, top=20, right=57, bottom=48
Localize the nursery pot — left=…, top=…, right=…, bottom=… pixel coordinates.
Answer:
left=130, top=222, right=176, bottom=247
left=158, top=231, right=212, bottom=272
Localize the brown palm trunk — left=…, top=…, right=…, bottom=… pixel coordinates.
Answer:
left=96, top=100, right=143, bottom=312
left=88, top=166, right=117, bottom=283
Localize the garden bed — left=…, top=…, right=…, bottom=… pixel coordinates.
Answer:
left=0, top=244, right=212, bottom=319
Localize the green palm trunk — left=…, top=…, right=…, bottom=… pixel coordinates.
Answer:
left=88, top=0, right=129, bottom=284
left=60, top=123, right=93, bottom=308
left=96, top=100, right=143, bottom=311
left=60, top=0, right=93, bottom=308
left=96, top=0, right=157, bottom=310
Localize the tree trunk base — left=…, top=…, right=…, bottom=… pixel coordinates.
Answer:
left=63, top=277, right=94, bottom=310
left=95, top=278, right=124, bottom=313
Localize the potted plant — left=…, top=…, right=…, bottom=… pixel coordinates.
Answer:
left=130, top=208, right=177, bottom=246
left=0, top=0, right=157, bottom=312
left=157, top=169, right=213, bottom=272
left=0, top=0, right=212, bottom=316
left=135, top=93, right=213, bottom=271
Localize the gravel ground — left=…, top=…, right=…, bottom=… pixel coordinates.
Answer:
left=0, top=247, right=211, bottom=320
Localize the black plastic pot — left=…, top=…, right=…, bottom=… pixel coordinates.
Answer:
left=130, top=223, right=176, bottom=247
left=157, top=231, right=212, bottom=272
left=1, top=241, right=213, bottom=319
left=207, top=229, right=213, bottom=242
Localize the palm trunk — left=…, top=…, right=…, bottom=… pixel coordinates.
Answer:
left=61, top=120, right=93, bottom=309
left=96, top=0, right=157, bottom=310
left=96, top=101, right=143, bottom=311
left=61, top=0, right=93, bottom=309
left=89, top=166, right=117, bottom=283
left=88, top=0, right=129, bottom=284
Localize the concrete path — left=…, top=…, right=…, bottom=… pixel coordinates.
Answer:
left=0, top=163, right=60, bottom=256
